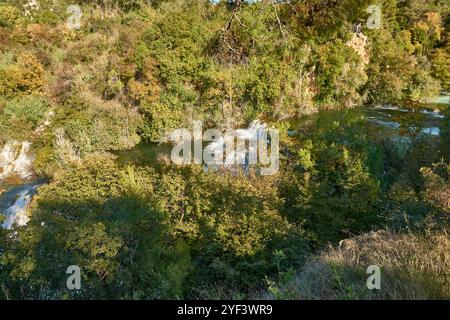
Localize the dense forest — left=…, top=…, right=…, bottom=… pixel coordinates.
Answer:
left=0, top=0, right=449, bottom=300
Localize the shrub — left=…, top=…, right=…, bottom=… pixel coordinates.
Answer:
left=431, top=47, right=450, bottom=90
left=421, top=162, right=450, bottom=222
left=283, top=110, right=382, bottom=243
left=0, top=94, right=49, bottom=140
left=0, top=4, right=19, bottom=28
left=314, top=39, right=367, bottom=107
left=0, top=155, right=190, bottom=299
left=145, top=165, right=309, bottom=298
left=0, top=53, right=45, bottom=96
left=58, top=99, right=142, bottom=156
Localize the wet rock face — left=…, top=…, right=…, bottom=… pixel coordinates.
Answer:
left=0, top=115, right=51, bottom=229
left=0, top=141, right=35, bottom=182
left=0, top=141, right=37, bottom=229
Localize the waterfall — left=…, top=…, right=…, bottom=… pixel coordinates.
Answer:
left=1, top=184, right=39, bottom=229
left=204, top=120, right=269, bottom=171
left=0, top=141, right=35, bottom=182
left=0, top=112, right=52, bottom=229
left=0, top=142, right=41, bottom=229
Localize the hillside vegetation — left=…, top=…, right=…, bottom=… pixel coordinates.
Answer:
left=0, top=0, right=448, bottom=300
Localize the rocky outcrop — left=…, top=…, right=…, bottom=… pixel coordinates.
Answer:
left=0, top=141, right=35, bottom=182
left=346, top=32, right=370, bottom=68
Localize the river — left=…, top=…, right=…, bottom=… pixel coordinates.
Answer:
left=0, top=94, right=448, bottom=229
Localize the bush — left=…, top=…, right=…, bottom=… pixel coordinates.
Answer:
left=282, top=110, right=381, bottom=243
left=0, top=155, right=190, bottom=299
left=0, top=4, right=19, bottom=28
left=56, top=100, right=142, bottom=157
left=0, top=53, right=45, bottom=96
left=0, top=94, right=49, bottom=140
left=421, top=162, right=450, bottom=224
left=314, top=39, right=367, bottom=107
left=144, top=165, right=309, bottom=298
left=431, top=47, right=450, bottom=90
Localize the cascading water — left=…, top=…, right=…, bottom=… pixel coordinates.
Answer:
left=1, top=183, right=40, bottom=229
left=204, top=120, right=270, bottom=172
left=0, top=111, right=53, bottom=230
left=0, top=141, right=36, bottom=229
left=0, top=141, right=38, bottom=229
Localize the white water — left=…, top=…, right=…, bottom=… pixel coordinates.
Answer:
left=0, top=141, right=35, bottom=182
left=421, top=127, right=441, bottom=136
left=1, top=185, right=38, bottom=229
left=0, top=108, right=53, bottom=182
left=373, top=105, right=409, bottom=113
left=204, top=120, right=269, bottom=170
left=428, top=93, right=450, bottom=105
left=373, top=104, right=445, bottom=119
left=420, top=109, right=445, bottom=119
left=0, top=111, right=53, bottom=229
left=0, top=142, right=41, bottom=229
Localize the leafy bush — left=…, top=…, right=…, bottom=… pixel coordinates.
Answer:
left=431, top=47, right=450, bottom=90
left=421, top=162, right=450, bottom=224
left=0, top=94, right=49, bottom=140
left=0, top=53, right=45, bottom=96
left=130, top=165, right=309, bottom=298
left=56, top=100, right=142, bottom=157
left=282, top=110, right=381, bottom=243
left=0, top=4, right=19, bottom=27
left=314, top=39, right=367, bottom=107
left=0, top=155, right=190, bottom=299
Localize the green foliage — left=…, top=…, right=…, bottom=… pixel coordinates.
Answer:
left=282, top=0, right=372, bottom=41
left=420, top=161, right=450, bottom=226
left=57, top=101, right=142, bottom=156
left=364, top=0, right=446, bottom=102
left=0, top=0, right=448, bottom=301
left=136, top=2, right=216, bottom=140
left=314, top=39, right=367, bottom=107
left=142, top=165, right=309, bottom=297
left=431, top=47, right=450, bottom=90
left=0, top=94, right=49, bottom=141
left=0, top=4, right=19, bottom=27
left=0, top=156, right=190, bottom=299
left=283, top=111, right=381, bottom=243
left=78, top=0, right=142, bottom=11
left=0, top=156, right=310, bottom=299
left=0, top=53, right=46, bottom=96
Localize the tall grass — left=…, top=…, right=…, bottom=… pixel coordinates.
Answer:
left=263, top=230, right=449, bottom=300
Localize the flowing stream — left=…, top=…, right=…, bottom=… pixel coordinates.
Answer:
left=0, top=181, right=43, bottom=229
left=0, top=141, right=35, bottom=182
left=0, top=109, right=55, bottom=229
left=1, top=94, right=448, bottom=229
left=0, top=141, right=42, bottom=229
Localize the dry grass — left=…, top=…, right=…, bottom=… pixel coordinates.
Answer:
left=264, top=230, right=449, bottom=300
